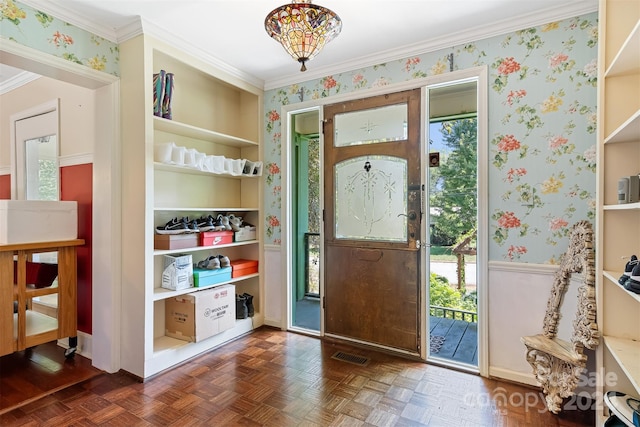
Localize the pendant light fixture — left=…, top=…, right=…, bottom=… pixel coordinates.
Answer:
left=264, top=0, right=342, bottom=72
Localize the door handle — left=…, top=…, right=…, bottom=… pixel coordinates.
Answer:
left=398, top=211, right=417, bottom=220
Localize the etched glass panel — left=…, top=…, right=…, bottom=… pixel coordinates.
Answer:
left=335, top=155, right=407, bottom=241
left=334, top=104, right=407, bottom=147
left=25, top=135, right=58, bottom=201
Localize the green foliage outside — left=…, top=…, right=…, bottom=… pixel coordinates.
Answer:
left=429, top=118, right=478, bottom=246
left=429, top=273, right=477, bottom=313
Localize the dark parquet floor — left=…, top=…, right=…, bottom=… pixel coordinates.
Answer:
left=0, top=327, right=594, bottom=426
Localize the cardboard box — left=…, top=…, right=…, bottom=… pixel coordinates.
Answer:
left=154, top=233, right=198, bottom=250
left=230, top=259, right=258, bottom=278
left=199, top=230, right=233, bottom=247
left=165, top=285, right=235, bottom=342
left=0, top=200, right=77, bottom=244
left=234, top=226, right=256, bottom=242
left=162, top=254, right=193, bottom=291
left=193, top=266, right=232, bottom=287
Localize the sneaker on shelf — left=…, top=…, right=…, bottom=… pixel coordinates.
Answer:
left=228, top=214, right=243, bottom=231
left=196, top=255, right=220, bottom=269
left=210, top=215, right=225, bottom=231
left=619, top=255, right=638, bottom=286
left=195, top=216, right=215, bottom=232
left=624, top=262, right=640, bottom=294
left=156, top=217, right=189, bottom=234
left=604, top=391, right=640, bottom=427
left=217, top=254, right=231, bottom=268
left=217, top=214, right=232, bottom=231
left=181, top=217, right=200, bottom=233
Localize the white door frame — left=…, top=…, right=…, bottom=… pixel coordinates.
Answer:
left=280, top=66, right=489, bottom=376
left=1, top=39, right=122, bottom=373
left=10, top=98, right=59, bottom=200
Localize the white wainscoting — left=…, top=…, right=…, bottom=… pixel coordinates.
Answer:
left=264, top=244, right=284, bottom=328
left=487, top=261, right=557, bottom=386
left=488, top=261, right=595, bottom=395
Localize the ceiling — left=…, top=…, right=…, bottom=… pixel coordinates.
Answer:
left=8, top=0, right=598, bottom=90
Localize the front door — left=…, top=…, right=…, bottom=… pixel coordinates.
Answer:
left=323, top=89, right=422, bottom=353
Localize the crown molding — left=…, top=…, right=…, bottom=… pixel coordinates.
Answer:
left=19, top=0, right=597, bottom=92
left=0, top=70, right=40, bottom=95
left=19, top=1, right=264, bottom=89
left=264, top=1, right=598, bottom=90
left=138, top=19, right=264, bottom=90
left=20, top=0, right=119, bottom=42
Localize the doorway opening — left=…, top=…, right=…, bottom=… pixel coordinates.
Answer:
left=290, top=109, right=321, bottom=333
left=280, top=66, right=487, bottom=372
left=426, top=80, right=479, bottom=369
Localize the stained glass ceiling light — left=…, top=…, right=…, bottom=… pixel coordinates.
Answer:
left=265, top=0, right=342, bottom=72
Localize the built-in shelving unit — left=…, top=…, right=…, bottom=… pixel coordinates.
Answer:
left=596, top=0, right=640, bottom=424
left=119, top=34, right=263, bottom=379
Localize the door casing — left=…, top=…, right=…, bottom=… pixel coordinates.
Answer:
left=279, top=66, right=489, bottom=376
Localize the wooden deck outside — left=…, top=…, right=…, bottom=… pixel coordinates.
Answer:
left=430, top=315, right=478, bottom=365
left=293, top=299, right=478, bottom=365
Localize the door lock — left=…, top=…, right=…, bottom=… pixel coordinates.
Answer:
left=398, top=211, right=417, bottom=220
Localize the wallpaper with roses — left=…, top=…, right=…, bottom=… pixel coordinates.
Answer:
left=263, top=13, right=598, bottom=264
left=1, top=0, right=119, bottom=76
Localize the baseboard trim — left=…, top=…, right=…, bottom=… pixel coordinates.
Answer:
left=489, top=366, right=538, bottom=388
left=264, top=318, right=284, bottom=329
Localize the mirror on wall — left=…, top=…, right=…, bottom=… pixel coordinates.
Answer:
left=11, top=99, right=60, bottom=200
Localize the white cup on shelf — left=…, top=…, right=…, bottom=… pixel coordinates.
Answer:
left=183, top=148, right=199, bottom=168
left=203, top=155, right=226, bottom=173
left=194, top=152, right=206, bottom=170
left=154, top=142, right=175, bottom=164
left=224, top=158, right=246, bottom=176
left=171, top=145, right=186, bottom=166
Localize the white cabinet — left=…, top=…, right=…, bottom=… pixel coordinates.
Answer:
left=596, top=0, right=640, bottom=423
left=119, top=35, right=263, bottom=379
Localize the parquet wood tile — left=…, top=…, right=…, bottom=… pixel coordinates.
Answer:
left=0, top=327, right=595, bottom=426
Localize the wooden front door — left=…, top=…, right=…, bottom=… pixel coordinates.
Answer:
left=323, top=89, right=422, bottom=353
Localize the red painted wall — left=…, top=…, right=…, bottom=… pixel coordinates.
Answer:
left=0, top=175, right=10, bottom=199
left=61, top=164, right=92, bottom=334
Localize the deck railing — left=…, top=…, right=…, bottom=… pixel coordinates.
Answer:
left=304, top=232, right=320, bottom=296
left=430, top=305, right=477, bottom=323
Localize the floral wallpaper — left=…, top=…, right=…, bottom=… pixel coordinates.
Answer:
left=263, top=13, right=598, bottom=264
left=1, top=0, right=119, bottom=76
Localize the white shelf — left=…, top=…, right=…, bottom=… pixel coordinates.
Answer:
left=603, top=202, right=640, bottom=211
left=604, top=271, right=640, bottom=303
left=153, top=239, right=259, bottom=256
left=603, top=336, right=640, bottom=394
left=148, top=317, right=255, bottom=375
left=154, top=207, right=259, bottom=212
left=153, top=273, right=259, bottom=301
left=605, top=20, right=640, bottom=77
left=120, top=34, right=262, bottom=380
left=597, top=3, right=640, bottom=423
left=604, top=109, right=640, bottom=145
left=154, top=162, right=262, bottom=178
left=154, top=116, right=258, bottom=147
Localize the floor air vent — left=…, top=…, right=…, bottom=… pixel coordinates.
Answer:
left=331, top=351, right=370, bottom=366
